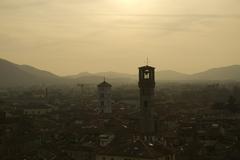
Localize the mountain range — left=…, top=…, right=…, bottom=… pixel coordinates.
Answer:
left=1, top=58, right=240, bottom=87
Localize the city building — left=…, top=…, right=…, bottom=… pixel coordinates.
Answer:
left=98, top=80, right=112, bottom=114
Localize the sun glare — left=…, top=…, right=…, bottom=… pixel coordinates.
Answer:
left=120, top=0, right=139, bottom=5
left=113, top=0, right=148, bottom=12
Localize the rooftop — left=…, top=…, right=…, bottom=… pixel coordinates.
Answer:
left=98, top=81, right=112, bottom=88
left=139, top=65, right=155, bottom=70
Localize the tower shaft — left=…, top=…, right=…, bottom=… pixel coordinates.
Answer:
left=138, top=65, right=156, bottom=134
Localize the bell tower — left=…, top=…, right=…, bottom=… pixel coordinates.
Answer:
left=98, top=79, right=112, bottom=114
left=138, top=65, right=156, bottom=134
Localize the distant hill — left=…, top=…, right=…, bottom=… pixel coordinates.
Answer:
left=55, top=65, right=240, bottom=83
left=0, top=58, right=136, bottom=87
left=95, top=72, right=136, bottom=79
left=65, top=72, right=94, bottom=79
left=66, top=72, right=136, bottom=79
left=156, top=65, right=240, bottom=81
left=0, top=58, right=38, bottom=87
left=1, top=58, right=240, bottom=87
left=192, top=65, right=240, bottom=81
left=0, top=58, right=61, bottom=87
left=66, top=72, right=136, bottom=85
left=18, top=65, right=61, bottom=82
left=156, top=70, right=190, bottom=81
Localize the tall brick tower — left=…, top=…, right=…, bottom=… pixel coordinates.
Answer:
left=138, top=65, right=156, bottom=134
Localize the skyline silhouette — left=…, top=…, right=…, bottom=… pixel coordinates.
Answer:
left=1, top=57, right=240, bottom=76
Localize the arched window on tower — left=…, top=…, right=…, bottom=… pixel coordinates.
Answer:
left=144, top=70, right=150, bottom=79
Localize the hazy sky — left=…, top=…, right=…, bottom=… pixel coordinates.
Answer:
left=0, top=0, right=240, bottom=75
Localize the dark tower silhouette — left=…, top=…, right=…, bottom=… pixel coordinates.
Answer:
left=98, top=79, right=112, bottom=114
left=138, top=65, right=156, bottom=134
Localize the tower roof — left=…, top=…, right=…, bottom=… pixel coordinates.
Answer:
left=139, top=65, right=155, bottom=70
left=98, top=81, right=112, bottom=88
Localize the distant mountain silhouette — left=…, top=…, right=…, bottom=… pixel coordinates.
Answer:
left=192, top=65, right=240, bottom=81
left=156, top=70, right=190, bottom=81
left=1, top=58, right=240, bottom=87
left=18, top=65, right=60, bottom=82
left=66, top=72, right=136, bottom=84
left=65, top=72, right=94, bottom=79
left=95, top=72, right=136, bottom=79
left=66, top=71, right=136, bottom=79
left=0, top=58, right=61, bottom=87
left=68, top=65, right=240, bottom=82
left=0, top=58, right=38, bottom=87
left=156, top=66, right=240, bottom=81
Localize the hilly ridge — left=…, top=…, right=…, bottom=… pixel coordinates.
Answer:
left=155, top=70, right=190, bottom=81
left=0, top=58, right=38, bottom=87
left=0, top=58, right=62, bottom=87
left=1, top=58, right=240, bottom=87
left=192, top=65, right=240, bottom=80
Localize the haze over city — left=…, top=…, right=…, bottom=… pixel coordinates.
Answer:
left=1, top=0, right=240, bottom=75
left=2, top=1, right=240, bottom=160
